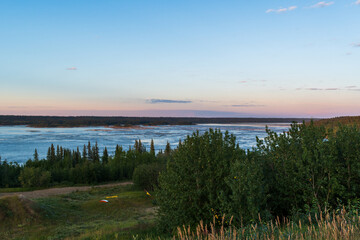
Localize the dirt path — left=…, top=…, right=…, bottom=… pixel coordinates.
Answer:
left=0, top=181, right=133, bottom=199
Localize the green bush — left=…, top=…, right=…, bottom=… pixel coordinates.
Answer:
left=18, top=167, right=51, bottom=188
left=254, top=122, right=360, bottom=217
left=156, top=124, right=360, bottom=233
left=156, top=129, right=242, bottom=231
left=222, top=150, right=270, bottom=225
left=132, top=163, right=164, bottom=191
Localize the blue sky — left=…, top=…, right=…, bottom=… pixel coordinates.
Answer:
left=0, top=0, right=359, bottom=117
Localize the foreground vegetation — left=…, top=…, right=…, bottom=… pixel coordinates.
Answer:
left=0, top=184, right=158, bottom=240
left=2, top=119, right=360, bottom=239
left=2, top=185, right=360, bottom=239
left=175, top=207, right=360, bottom=240
left=156, top=123, right=360, bottom=232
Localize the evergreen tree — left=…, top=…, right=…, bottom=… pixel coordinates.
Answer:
left=87, top=141, right=93, bottom=161
left=82, top=145, right=87, bottom=161
left=138, top=139, right=143, bottom=152
left=92, top=142, right=100, bottom=163
left=60, top=146, right=64, bottom=160
left=75, top=147, right=81, bottom=164
left=165, top=141, right=171, bottom=156
left=47, top=147, right=51, bottom=162
left=178, top=139, right=182, bottom=151
left=56, top=145, right=60, bottom=161
left=150, top=139, right=155, bottom=156
left=50, top=144, right=56, bottom=163
left=134, top=140, right=139, bottom=152
left=115, top=144, right=123, bottom=158
left=34, top=149, right=39, bottom=161
left=102, top=147, right=109, bottom=164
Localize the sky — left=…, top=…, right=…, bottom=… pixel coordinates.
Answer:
left=0, top=0, right=359, bottom=118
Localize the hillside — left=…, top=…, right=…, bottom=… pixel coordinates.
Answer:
left=0, top=184, right=157, bottom=240
left=313, top=116, right=360, bottom=128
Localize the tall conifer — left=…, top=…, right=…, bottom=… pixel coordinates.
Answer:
left=150, top=139, right=155, bottom=155
left=102, top=147, right=109, bottom=164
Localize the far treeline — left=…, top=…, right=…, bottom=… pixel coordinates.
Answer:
left=1, top=120, right=360, bottom=234
left=312, top=116, right=360, bottom=128
left=0, top=115, right=311, bottom=127
left=0, top=139, right=170, bottom=189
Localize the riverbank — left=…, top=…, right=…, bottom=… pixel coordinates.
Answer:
left=0, top=115, right=311, bottom=128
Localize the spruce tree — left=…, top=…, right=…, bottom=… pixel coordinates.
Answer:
left=150, top=139, right=155, bottom=156
left=102, top=147, right=109, bottom=164
left=34, top=149, right=39, bottom=161
left=47, top=147, right=51, bottom=161
left=134, top=140, right=139, bottom=152
left=60, top=146, right=64, bottom=160
left=115, top=144, right=123, bottom=158
left=93, top=142, right=100, bottom=163
left=50, top=144, right=56, bottom=163
left=165, top=141, right=171, bottom=156
left=75, top=147, right=81, bottom=164
left=87, top=141, right=93, bottom=161
left=82, top=145, right=87, bottom=161
left=56, top=145, right=60, bottom=161
left=136, top=139, right=145, bottom=153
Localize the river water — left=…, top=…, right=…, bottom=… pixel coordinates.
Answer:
left=0, top=123, right=290, bottom=164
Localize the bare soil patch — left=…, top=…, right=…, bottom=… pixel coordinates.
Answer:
left=0, top=182, right=133, bottom=199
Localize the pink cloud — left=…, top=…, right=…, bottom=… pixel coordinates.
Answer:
left=66, top=67, right=77, bottom=70
left=310, top=1, right=334, bottom=8
left=266, top=6, right=297, bottom=13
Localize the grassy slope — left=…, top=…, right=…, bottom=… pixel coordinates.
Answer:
left=0, top=185, right=159, bottom=240
left=313, top=116, right=360, bottom=129
left=4, top=187, right=360, bottom=240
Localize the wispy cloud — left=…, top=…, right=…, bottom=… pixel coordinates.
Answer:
left=231, top=104, right=265, bottom=107
left=310, top=1, right=334, bottom=8
left=355, top=0, right=360, bottom=5
left=7, top=106, right=29, bottom=109
left=352, top=43, right=360, bottom=47
left=296, top=87, right=340, bottom=91
left=296, top=87, right=360, bottom=91
left=66, top=67, right=77, bottom=70
left=238, top=79, right=267, bottom=84
left=146, top=99, right=192, bottom=104
left=266, top=6, right=297, bottom=13
left=7, top=105, right=54, bottom=109
left=307, top=88, right=324, bottom=91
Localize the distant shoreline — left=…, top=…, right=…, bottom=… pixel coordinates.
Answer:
left=0, top=115, right=314, bottom=128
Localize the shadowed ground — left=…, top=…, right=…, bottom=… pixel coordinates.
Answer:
left=0, top=181, right=133, bottom=199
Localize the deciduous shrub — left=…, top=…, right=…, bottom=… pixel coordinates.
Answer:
left=133, top=163, right=164, bottom=191
left=156, top=129, right=243, bottom=231
left=18, top=167, right=51, bottom=188
left=156, top=123, right=360, bottom=233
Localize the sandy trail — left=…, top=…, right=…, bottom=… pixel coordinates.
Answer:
left=0, top=181, right=133, bottom=199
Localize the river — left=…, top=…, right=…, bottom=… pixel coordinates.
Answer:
left=0, top=123, right=290, bottom=164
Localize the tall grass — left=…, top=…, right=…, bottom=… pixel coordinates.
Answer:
left=175, top=208, right=360, bottom=240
